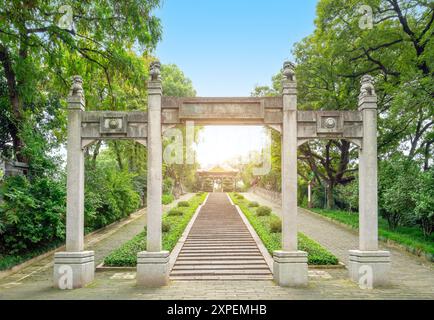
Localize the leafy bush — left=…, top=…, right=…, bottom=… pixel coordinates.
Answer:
left=162, top=193, right=174, bottom=205
left=163, top=177, right=174, bottom=194
left=236, top=194, right=244, bottom=200
left=167, top=209, right=184, bottom=216
left=0, top=175, right=66, bottom=254
left=84, top=162, right=140, bottom=230
left=248, top=201, right=259, bottom=208
left=379, top=158, right=419, bottom=229
left=269, top=217, right=281, bottom=233
left=230, top=193, right=338, bottom=265
left=177, top=201, right=190, bottom=207
left=162, top=220, right=171, bottom=233
left=256, top=206, right=271, bottom=216
left=411, top=169, right=434, bottom=236
left=104, top=193, right=207, bottom=266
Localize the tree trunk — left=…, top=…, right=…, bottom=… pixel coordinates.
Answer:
left=0, top=44, right=26, bottom=162
left=326, top=183, right=334, bottom=209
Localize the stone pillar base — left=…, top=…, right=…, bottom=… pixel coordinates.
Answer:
left=348, top=250, right=391, bottom=288
left=273, top=250, right=308, bottom=287
left=136, top=251, right=169, bottom=287
left=53, top=251, right=94, bottom=289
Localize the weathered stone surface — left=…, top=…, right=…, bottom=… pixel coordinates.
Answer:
left=348, top=250, right=391, bottom=287
left=273, top=251, right=308, bottom=287
left=81, top=111, right=147, bottom=139
left=53, top=251, right=94, bottom=289
left=136, top=251, right=170, bottom=286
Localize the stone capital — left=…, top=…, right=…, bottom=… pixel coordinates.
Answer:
left=358, top=95, right=377, bottom=111
left=148, top=80, right=162, bottom=95
left=67, top=95, right=85, bottom=111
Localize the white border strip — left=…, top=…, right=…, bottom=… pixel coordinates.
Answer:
left=168, top=193, right=210, bottom=272
left=227, top=193, right=274, bottom=273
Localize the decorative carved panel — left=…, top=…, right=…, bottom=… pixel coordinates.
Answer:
left=81, top=111, right=147, bottom=140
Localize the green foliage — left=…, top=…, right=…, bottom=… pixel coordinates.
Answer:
left=230, top=194, right=338, bottom=265
left=177, top=201, right=190, bottom=207
left=162, top=64, right=196, bottom=97
left=162, top=220, right=171, bottom=233
left=84, top=159, right=140, bottom=231
left=104, top=193, right=207, bottom=266
left=269, top=217, right=282, bottom=233
left=248, top=201, right=259, bottom=208
left=163, top=178, right=174, bottom=195
left=379, top=158, right=420, bottom=229
left=167, top=209, right=184, bottom=216
left=234, top=193, right=244, bottom=200
left=162, top=194, right=175, bottom=205
left=310, top=207, right=434, bottom=259
left=256, top=206, right=271, bottom=217
left=0, top=175, right=66, bottom=254
left=411, top=169, right=434, bottom=236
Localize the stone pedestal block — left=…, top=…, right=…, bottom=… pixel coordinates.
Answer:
left=348, top=250, right=391, bottom=287
left=136, top=251, right=169, bottom=287
left=53, top=251, right=94, bottom=289
left=273, top=250, right=308, bottom=287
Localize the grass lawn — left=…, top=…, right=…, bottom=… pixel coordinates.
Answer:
left=310, top=208, right=434, bottom=260
left=230, top=193, right=339, bottom=265
left=104, top=192, right=207, bottom=267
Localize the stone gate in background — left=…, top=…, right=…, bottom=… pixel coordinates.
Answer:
left=54, top=61, right=390, bottom=289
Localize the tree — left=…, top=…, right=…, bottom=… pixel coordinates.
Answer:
left=0, top=0, right=162, bottom=162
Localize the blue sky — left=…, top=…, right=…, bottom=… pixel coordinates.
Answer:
left=155, top=0, right=318, bottom=96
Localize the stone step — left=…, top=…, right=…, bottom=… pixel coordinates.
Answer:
left=172, top=264, right=269, bottom=270
left=171, top=269, right=272, bottom=275
left=170, top=193, right=272, bottom=280
left=171, top=275, right=273, bottom=281
left=174, top=260, right=267, bottom=265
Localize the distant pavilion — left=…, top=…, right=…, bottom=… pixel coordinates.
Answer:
left=197, top=166, right=239, bottom=192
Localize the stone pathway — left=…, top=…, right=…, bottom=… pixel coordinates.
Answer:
left=243, top=192, right=434, bottom=297
left=171, top=193, right=272, bottom=280
left=0, top=192, right=433, bottom=299
left=0, top=194, right=194, bottom=287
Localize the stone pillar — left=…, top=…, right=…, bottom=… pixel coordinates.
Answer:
left=137, top=61, right=169, bottom=286
left=54, top=76, right=94, bottom=289
left=273, top=62, right=308, bottom=287
left=348, top=75, right=390, bottom=287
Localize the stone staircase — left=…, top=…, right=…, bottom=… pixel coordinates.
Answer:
left=170, top=193, right=272, bottom=280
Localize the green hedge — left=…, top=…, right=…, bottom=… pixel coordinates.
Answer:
left=104, top=193, right=207, bottom=266
left=310, top=207, right=434, bottom=260
left=230, top=193, right=338, bottom=265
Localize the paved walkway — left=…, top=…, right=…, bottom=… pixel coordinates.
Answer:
left=243, top=192, right=434, bottom=297
left=0, top=192, right=433, bottom=299
left=0, top=194, right=194, bottom=288
left=171, top=193, right=272, bottom=280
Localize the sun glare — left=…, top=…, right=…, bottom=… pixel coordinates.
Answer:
left=195, top=126, right=267, bottom=169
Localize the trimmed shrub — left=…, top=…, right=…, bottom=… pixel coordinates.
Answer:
left=269, top=217, right=281, bottom=233
left=177, top=201, right=190, bottom=207
left=167, top=209, right=183, bottom=216
left=162, top=193, right=174, bottom=205
left=236, top=194, right=244, bottom=200
left=248, top=201, right=259, bottom=208
left=256, top=206, right=271, bottom=216
left=162, top=220, right=170, bottom=233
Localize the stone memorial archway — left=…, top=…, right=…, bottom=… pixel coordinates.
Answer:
left=55, top=61, right=390, bottom=289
